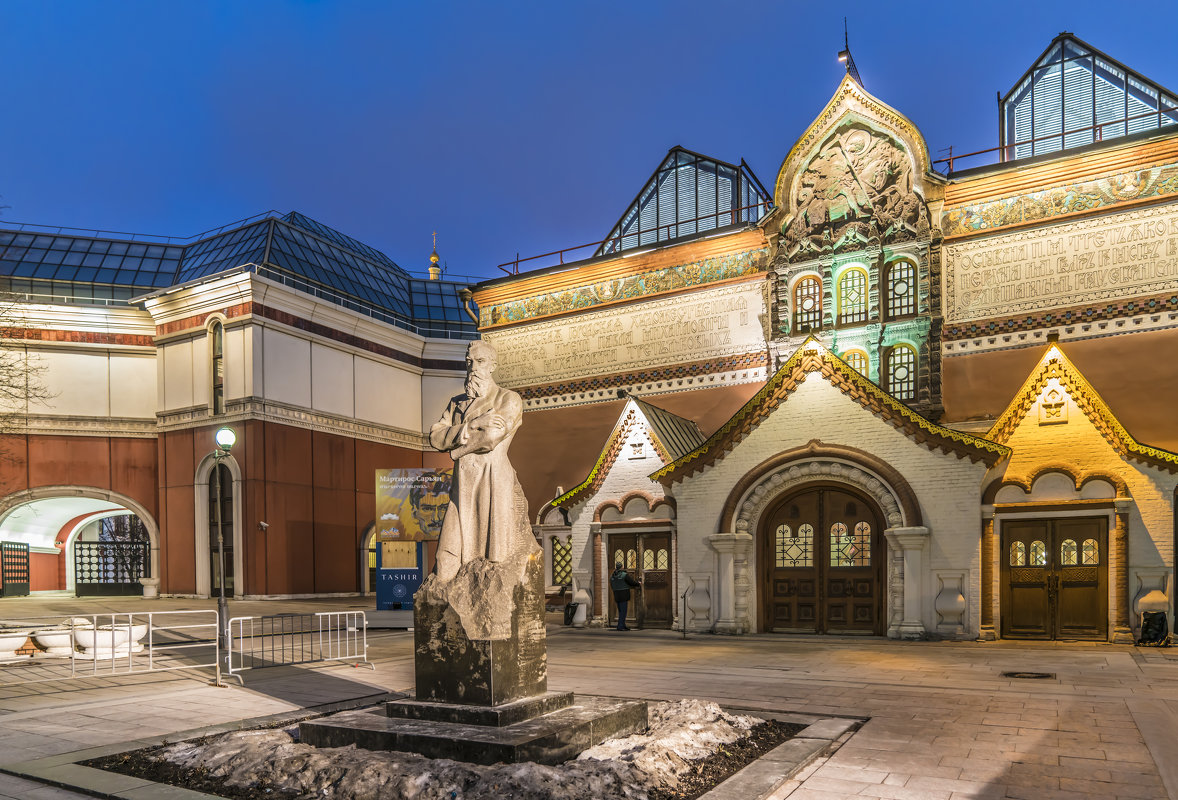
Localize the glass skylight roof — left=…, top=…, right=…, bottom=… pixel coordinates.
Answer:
left=0, top=212, right=475, bottom=338
left=597, top=147, right=772, bottom=256
left=1002, top=33, right=1178, bottom=159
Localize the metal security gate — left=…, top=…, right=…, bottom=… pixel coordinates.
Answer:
left=1, top=541, right=30, bottom=597
left=74, top=542, right=149, bottom=596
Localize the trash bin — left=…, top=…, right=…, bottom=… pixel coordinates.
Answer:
left=1138, top=610, right=1169, bottom=646
left=563, top=602, right=579, bottom=626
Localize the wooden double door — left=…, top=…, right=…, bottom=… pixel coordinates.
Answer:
left=761, top=485, right=884, bottom=635
left=1000, top=517, right=1108, bottom=640
left=608, top=532, right=673, bottom=629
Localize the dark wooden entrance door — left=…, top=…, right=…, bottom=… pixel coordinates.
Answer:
left=608, top=532, right=673, bottom=629
left=761, top=485, right=883, bottom=634
left=1000, top=517, right=1108, bottom=640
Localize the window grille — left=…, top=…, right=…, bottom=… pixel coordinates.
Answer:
left=552, top=537, right=571, bottom=585
left=843, top=350, right=869, bottom=377
left=1061, top=538, right=1078, bottom=566
left=794, top=277, right=822, bottom=333
left=776, top=523, right=813, bottom=567
left=830, top=522, right=871, bottom=567
left=1081, top=538, right=1099, bottom=565
left=886, top=345, right=917, bottom=401
left=886, top=261, right=915, bottom=318
left=838, top=268, right=867, bottom=325
left=1029, top=540, right=1047, bottom=566
left=1010, top=541, right=1026, bottom=566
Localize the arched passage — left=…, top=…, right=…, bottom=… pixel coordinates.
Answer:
left=0, top=487, right=160, bottom=594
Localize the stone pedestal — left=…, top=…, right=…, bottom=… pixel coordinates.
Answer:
left=412, top=550, right=547, bottom=706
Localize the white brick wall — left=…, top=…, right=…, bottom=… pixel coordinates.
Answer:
left=669, top=376, right=989, bottom=636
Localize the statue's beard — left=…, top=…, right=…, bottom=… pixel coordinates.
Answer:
left=466, top=373, right=490, bottom=398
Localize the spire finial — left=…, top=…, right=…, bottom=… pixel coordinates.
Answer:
left=837, top=18, right=863, bottom=87
left=428, top=231, right=442, bottom=279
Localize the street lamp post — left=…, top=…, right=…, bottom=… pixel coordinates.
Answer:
left=212, top=427, right=236, bottom=652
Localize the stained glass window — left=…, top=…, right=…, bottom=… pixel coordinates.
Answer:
left=886, top=260, right=916, bottom=318
left=838, top=268, right=868, bottom=325
left=1061, top=538, right=1078, bottom=566
left=887, top=345, right=917, bottom=401
left=1082, top=538, right=1099, bottom=565
left=844, top=350, right=869, bottom=376
left=775, top=523, right=813, bottom=567
left=552, top=537, right=571, bottom=585
left=794, top=277, right=822, bottom=333
left=1029, top=540, right=1047, bottom=566
left=830, top=521, right=871, bottom=567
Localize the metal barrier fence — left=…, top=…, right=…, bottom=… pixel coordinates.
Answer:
left=225, top=611, right=371, bottom=685
left=0, top=610, right=221, bottom=687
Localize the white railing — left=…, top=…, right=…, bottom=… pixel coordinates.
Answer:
left=225, top=611, right=371, bottom=685
left=0, top=610, right=221, bottom=687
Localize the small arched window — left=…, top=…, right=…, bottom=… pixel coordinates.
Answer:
left=843, top=349, right=869, bottom=377
left=886, top=344, right=917, bottom=401
left=793, top=277, right=822, bottom=333
left=837, top=267, right=868, bottom=325
left=885, top=260, right=916, bottom=319
left=210, top=320, right=225, bottom=416
left=1010, top=541, right=1026, bottom=566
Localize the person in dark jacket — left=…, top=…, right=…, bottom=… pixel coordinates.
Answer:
left=610, top=561, right=640, bottom=631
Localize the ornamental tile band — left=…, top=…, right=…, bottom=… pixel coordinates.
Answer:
left=479, top=247, right=769, bottom=328
left=942, top=291, right=1178, bottom=340
left=942, top=160, right=1178, bottom=238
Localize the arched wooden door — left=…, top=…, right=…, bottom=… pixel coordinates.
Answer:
left=760, top=484, right=884, bottom=634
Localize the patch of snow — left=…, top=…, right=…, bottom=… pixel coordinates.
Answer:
left=155, top=699, right=763, bottom=800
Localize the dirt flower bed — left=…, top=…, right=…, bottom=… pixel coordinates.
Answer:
left=87, top=699, right=805, bottom=800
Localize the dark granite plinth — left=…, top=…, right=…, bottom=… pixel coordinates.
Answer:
left=387, top=691, right=573, bottom=728
left=300, top=695, right=648, bottom=766
left=413, top=551, right=547, bottom=706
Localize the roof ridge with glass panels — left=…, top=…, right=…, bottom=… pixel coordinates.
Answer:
left=1001, top=32, right=1178, bottom=160
left=0, top=212, right=476, bottom=339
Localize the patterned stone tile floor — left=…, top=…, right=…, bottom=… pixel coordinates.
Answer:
left=0, top=596, right=1175, bottom=798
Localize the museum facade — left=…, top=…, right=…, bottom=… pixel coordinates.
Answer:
left=2, top=33, right=1176, bottom=644
left=478, top=33, right=1178, bottom=642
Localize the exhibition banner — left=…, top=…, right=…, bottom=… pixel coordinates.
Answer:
left=374, top=468, right=452, bottom=542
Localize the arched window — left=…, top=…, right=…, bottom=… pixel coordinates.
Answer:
left=209, top=463, right=234, bottom=597
left=843, top=349, right=869, bottom=376
left=1010, top=541, right=1026, bottom=566
left=837, top=268, right=868, bottom=325
left=776, top=523, right=813, bottom=567
left=793, top=277, right=822, bottom=333
left=210, top=320, right=225, bottom=415
left=885, top=260, right=916, bottom=319
left=1061, top=539, right=1078, bottom=565
left=886, top=344, right=917, bottom=401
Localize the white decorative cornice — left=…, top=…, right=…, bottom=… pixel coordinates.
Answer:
left=5, top=415, right=157, bottom=438
left=155, top=397, right=428, bottom=450
left=522, top=366, right=769, bottom=412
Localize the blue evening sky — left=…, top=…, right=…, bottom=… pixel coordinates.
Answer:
left=1, top=1, right=1174, bottom=282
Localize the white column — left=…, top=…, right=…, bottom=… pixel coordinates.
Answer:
left=707, top=532, right=753, bottom=634
left=885, top=526, right=931, bottom=640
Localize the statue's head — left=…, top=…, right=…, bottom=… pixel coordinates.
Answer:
left=465, top=340, right=497, bottom=397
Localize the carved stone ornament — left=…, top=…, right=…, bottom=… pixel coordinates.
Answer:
left=781, top=122, right=930, bottom=259
left=734, top=459, right=905, bottom=533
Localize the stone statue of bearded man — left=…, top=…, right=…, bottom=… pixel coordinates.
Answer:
left=428, top=340, right=538, bottom=583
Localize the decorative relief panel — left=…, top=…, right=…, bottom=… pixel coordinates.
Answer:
left=781, top=123, right=930, bottom=260
left=479, top=247, right=768, bottom=328
left=483, top=281, right=767, bottom=387
left=944, top=202, right=1178, bottom=323
left=942, top=161, right=1178, bottom=238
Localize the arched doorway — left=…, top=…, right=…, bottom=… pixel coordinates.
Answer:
left=194, top=453, right=243, bottom=599
left=759, top=483, right=885, bottom=634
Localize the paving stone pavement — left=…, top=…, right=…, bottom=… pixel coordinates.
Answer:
left=1, top=596, right=1177, bottom=798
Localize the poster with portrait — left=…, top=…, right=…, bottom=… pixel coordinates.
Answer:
left=374, top=468, right=452, bottom=542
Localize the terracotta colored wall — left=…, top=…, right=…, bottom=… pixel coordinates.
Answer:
left=29, top=551, right=62, bottom=591
left=942, top=328, right=1178, bottom=452
left=158, top=420, right=426, bottom=597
